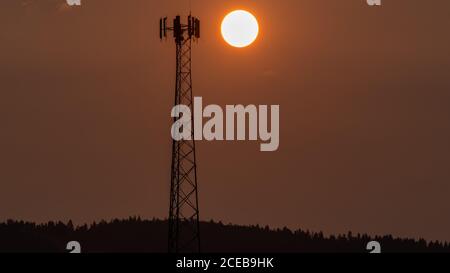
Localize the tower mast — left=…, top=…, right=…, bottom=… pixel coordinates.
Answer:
left=160, top=15, right=201, bottom=253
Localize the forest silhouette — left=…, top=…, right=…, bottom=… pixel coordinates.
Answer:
left=1, top=218, right=448, bottom=253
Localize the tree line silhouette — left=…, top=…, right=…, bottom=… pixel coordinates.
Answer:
left=1, top=218, right=448, bottom=253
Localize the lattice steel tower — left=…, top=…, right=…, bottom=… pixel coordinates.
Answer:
left=160, top=15, right=201, bottom=253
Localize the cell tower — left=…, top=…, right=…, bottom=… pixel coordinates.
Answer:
left=159, top=15, right=201, bottom=253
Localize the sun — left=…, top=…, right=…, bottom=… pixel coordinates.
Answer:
left=221, top=10, right=259, bottom=48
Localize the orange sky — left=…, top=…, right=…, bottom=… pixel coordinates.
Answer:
left=1, top=0, right=450, bottom=242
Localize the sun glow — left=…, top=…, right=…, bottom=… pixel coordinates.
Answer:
left=221, top=10, right=259, bottom=48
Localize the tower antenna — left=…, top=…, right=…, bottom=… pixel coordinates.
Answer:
left=159, top=14, right=201, bottom=253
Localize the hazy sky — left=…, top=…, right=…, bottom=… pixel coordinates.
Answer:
left=1, top=0, right=450, bottom=242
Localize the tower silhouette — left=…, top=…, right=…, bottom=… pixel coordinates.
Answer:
left=160, top=15, right=201, bottom=253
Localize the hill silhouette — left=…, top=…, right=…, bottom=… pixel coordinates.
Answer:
left=1, top=218, right=448, bottom=253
